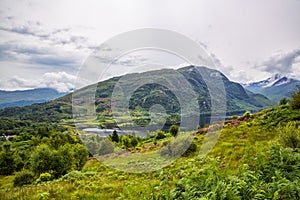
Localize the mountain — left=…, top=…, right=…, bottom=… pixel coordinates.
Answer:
left=0, top=88, right=68, bottom=109
left=0, top=66, right=275, bottom=128
left=243, top=74, right=300, bottom=103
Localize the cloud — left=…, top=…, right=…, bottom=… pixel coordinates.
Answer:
left=258, top=48, right=300, bottom=74
left=6, top=71, right=78, bottom=92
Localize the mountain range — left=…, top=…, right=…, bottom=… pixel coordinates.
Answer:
left=0, top=66, right=275, bottom=128
left=243, top=74, right=300, bottom=103
left=0, top=88, right=68, bottom=109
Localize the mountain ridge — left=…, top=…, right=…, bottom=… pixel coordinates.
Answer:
left=0, top=66, right=275, bottom=128
left=243, top=74, right=300, bottom=102
left=0, top=88, right=68, bottom=109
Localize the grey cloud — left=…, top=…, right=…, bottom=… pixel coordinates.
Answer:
left=0, top=20, right=91, bottom=50
left=259, top=48, right=300, bottom=74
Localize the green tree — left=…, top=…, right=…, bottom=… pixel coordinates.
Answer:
left=73, top=144, right=89, bottom=170
left=131, top=137, right=138, bottom=148
left=0, top=142, right=15, bottom=175
left=111, top=130, right=119, bottom=143
left=30, top=144, right=54, bottom=176
left=54, top=144, right=74, bottom=177
left=169, top=125, right=179, bottom=137
left=279, top=97, right=289, bottom=105
left=122, top=136, right=131, bottom=148
left=13, top=169, right=34, bottom=187
left=290, top=86, right=300, bottom=110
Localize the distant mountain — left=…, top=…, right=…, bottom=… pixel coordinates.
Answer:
left=0, top=66, right=275, bottom=128
left=243, top=74, right=300, bottom=103
left=0, top=88, right=68, bottom=108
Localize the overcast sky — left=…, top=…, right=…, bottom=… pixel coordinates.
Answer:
left=0, top=0, right=299, bottom=92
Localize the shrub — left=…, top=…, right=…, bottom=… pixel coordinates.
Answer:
left=36, top=172, right=52, bottom=183
left=155, top=130, right=166, bottom=140
left=111, top=130, right=119, bottom=143
left=279, top=97, right=289, bottom=105
left=169, top=125, right=179, bottom=137
left=290, top=86, right=300, bottom=110
left=279, top=122, right=300, bottom=149
left=160, top=135, right=192, bottom=157
left=182, top=142, right=197, bottom=156
left=14, top=169, right=34, bottom=187
left=243, top=111, right=251, bottom=119
left=131, top=137, right=138, bottom=147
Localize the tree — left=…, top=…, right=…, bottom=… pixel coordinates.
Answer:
left=122, top=136, right=131, bottom=148
left=169, top=125, right=179, bottom=137
left=131, top=137, right=138, bottom=148
left=13, top=170, right=34, bottom=187
left=111, top=130, right=119, bottom=143
left=73, top=144, right=89, bottom=170
left=0, top=142, right=15, bottom=175
left=290, top=86, right=300, bottom=110
left=30, top=144, right=54, bottom=176
left=279, top=97, right=289, bottom=105
left=54, top=144, right=74, bottom=177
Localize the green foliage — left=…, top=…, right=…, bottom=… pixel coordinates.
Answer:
left=131, top=137, right=138, bottom=147
left=0, top=142, right=15, bottom=175
left=30, top=143, right=89, bottom=178
left=111, top=130, right=119, bottom=143
left=36, top=172, right=52, bottom=183
left=154, top=130, right=166, bottom=140
left=73, top=143, right=89, bottom=170
left=13, top=169, right=34, bottom=187
left=243, top=111, right=251, bottom=118
left=160, top=135, right=192, bottom=157
left=279, top=122, right=300, bottom=149
left=30, top=144, right=54, bottom=176
left=290, top=86, right=300, bottom=109
left=122, top=136, right=131, bottom=148
left=279, top=97, right=289, bottom=105
left=169, top=124, right=179, bottom=137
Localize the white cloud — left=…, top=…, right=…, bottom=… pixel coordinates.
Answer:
left=5, top=72, right=78, bottom=92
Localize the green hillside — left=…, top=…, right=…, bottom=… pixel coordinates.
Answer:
left=0, top=101, right=299, bottom=199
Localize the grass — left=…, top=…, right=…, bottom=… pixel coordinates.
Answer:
left=1, top=105, right=300, bottom=199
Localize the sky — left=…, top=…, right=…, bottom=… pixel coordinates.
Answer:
left=0, top=0, right=300, bottom=92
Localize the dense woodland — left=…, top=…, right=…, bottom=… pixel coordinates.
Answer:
left=0, top=87, right=299, bottom=199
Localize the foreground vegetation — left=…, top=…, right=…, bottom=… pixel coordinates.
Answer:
left=0, top=87, right=299, bottom=199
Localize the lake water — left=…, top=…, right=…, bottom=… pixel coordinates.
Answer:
left=82, top=128, right=145, bottom=137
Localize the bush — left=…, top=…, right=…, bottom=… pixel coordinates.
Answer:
left=131, top=137, right=138, bottom=147
left=279, top=122, right=300, bottom=149
left=155, top=130, right=166, bottom=140
left=160, top=135, right=192, bottom=157
left=279, top=97, right=289, bottom=105
left=111, top=130, right=119, bottom=143
left=290, top=86, right=300, bottom=110
left=182, top=142, right=197, bottom=156
left=14, top=170, right=34, bottom=187
left=169, top=125, right=179, bottom=137
left=243, top=111, right=251, bottom=118
left=36, top=173, right=52, bottom=183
